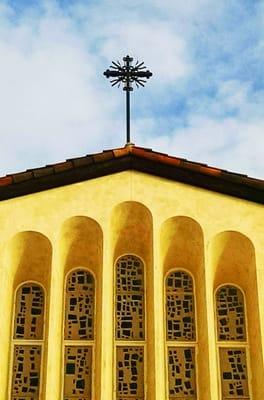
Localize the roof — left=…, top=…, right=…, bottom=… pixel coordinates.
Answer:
left=0, top=145, right=263, bottom=204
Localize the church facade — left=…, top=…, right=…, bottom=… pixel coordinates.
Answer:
left=0, top=144, right=263, bottom=400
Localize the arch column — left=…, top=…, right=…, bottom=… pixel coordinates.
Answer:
left=153, top=219, right=166, bottom=400
left=100, top=221, right=114, bottom=400
left=0, top=260, right=13, bottom=399
left=45, top=244, right=64, bottom=400
left=203, top=248, right=219, bottom=400
left=254, top=243, right=264, bottom=367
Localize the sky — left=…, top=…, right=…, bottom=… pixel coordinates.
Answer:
left=0, top=0, right=263, bottom=178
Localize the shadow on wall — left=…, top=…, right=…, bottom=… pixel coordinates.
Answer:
left=111, top=201, right=152, bottom=264
left=60, top=216, right=103, bottom=276
left=59, top=216, right=103, bottom=400
left=111, top=201, right=155, bottom=400
left=6, top=231, right=52, bottom=290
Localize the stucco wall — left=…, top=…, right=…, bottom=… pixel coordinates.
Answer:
left=0, top=170, right=263, bottom=399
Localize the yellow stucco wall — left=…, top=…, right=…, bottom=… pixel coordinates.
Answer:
left=0, top=170, right=263, bottom=400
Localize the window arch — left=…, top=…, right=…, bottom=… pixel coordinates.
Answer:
left=10, top=282, right=45, bottom=399
left=63, top=268, right=95, bottom=400
left=215, top=285, right=250, bottom=399
left=115, top=254, right=145, bottom=400
left=165, top=270, right=197, bottom=399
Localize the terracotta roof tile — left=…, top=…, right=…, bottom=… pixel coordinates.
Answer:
left=67, top=156, right=93, bottom=168
left=180, top=161, right=206, bottom=172
left=12, top=171, right=33, bottom=184
left=243, top=176, right=263, bottom=187
left=132, top=147, right=183, bottom=166
left=53, top=161, right=73, bottom=173
left=0, top=176, right=13, bottom=186
left=199, top=166, right=222, bottom=176
left=113, top=147, right=130, bottom=158
left=32, top=166, right=54, bottom=178
left=92, top=150, right=114, bottom=163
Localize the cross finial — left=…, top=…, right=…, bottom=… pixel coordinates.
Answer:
left=104, top=55, right=153, bottom=144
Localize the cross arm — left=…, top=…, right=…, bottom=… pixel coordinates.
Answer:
left=103, top=69, right=125, bottom=79
left=131, top=70, right=153, bottom=79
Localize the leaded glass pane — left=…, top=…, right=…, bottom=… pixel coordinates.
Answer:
left=116, top=347, right=144, bottom=400
left=11, top=345, right=41, bottom=399
left=116, top=255, right=145, bottom=340
left=14, top=284, right=44, bottom=340
left=65, top=270, right=95, bottom=340
left=168, top=347, right=196, bottom=399
left=216, top=286, right=246, bottom=341
left=166, top=271, right=195, bottom=341
left=219, top=348, right=250, bottom=399
left=64, top=346, right=92, bottom=400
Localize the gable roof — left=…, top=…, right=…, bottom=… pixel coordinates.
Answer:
left=0, top=145, right=263, bottom=204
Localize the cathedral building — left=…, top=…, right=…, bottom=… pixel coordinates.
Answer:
left=0, top=143, right=263, bottom=400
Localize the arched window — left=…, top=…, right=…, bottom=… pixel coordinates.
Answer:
left=216, top=285, right=250, bottom=399
left=10, top=282, right=45, bottom=399
left=115, top=255, right=145, bottom=399
left=63, top=269, right=95, bottom=400
left=165, top=270, right=197, bottom=399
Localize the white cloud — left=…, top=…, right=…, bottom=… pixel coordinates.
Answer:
left=140, top=116, right=264, bottom=178
left=99, top=21, right=192, bottom=84
left=0, top=0, right=262, bottom=180
left=0, top=3, right=124, bottom=173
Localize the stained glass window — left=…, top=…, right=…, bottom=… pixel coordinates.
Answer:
left=219, top=348, right=249, bottom=399
left=166, top=271, right=195, bottom=341
left=167, top=347, right=196, bottom=399
left=115, top=255, right=145, bottom=399
left=216, top=285, right=250, bottom=399
left=64, top=346, right=92, bottom=399
left=65, top=269, right=95, bottom=340
left=116, top=346, right=144, bottom=400
left=116, top=255, right=145, bottom=340
left=166, top=270, right=197, bottom=399
left=11, top=283, right=45, bottom=399
left=216, top=286, right=246, bottom=342
left=14, top=284, right=44, bottom=340
left=64, top=269, right=95, bottom=400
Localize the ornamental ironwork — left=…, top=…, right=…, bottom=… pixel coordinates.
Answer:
left=104, top=55, right=153, bottom=144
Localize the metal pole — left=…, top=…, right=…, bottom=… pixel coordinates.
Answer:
left=126, top=89, right=130, bottom=144
left=103, top=55, right=152, bottom=146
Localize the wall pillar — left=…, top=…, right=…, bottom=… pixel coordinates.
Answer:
left=100, top=222, right=114, bottom=400
left=0, top=262, right=13, bottom=399
left=153, top=220, right=166, bottom=399
left=45, top=245, right=64, bottom=399
left=255, top=244, right=264, bottom=367
left=204, top=238, right=219, bottom=400
left=204, top=279, right=218, bottom=399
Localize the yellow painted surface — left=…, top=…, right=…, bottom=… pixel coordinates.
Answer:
left=0, top=169, right=263, bottom=400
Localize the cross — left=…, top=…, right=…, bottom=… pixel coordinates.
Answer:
left=103, top=55, right=153, bottom=144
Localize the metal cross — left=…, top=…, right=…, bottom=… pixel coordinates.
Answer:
left=103, top=55, right=153, bottom=144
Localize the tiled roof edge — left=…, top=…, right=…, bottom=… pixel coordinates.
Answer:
left=0, top=145, right=263, bottom=203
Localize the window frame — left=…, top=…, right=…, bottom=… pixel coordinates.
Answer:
left=113, top=253, right=147, bottom=400
left=164, top=268, right=199, bottom=400
left=62, top=267, right=97, bottom=400
left=214, top=283, right=252, bottom=400
left=9, top=280, right=46, bottom=400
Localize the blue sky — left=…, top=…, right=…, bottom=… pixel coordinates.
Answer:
left=0, top=0, right=263, bottom=177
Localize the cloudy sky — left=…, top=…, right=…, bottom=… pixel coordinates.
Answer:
left=0, top=0, right=263, bottom=178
